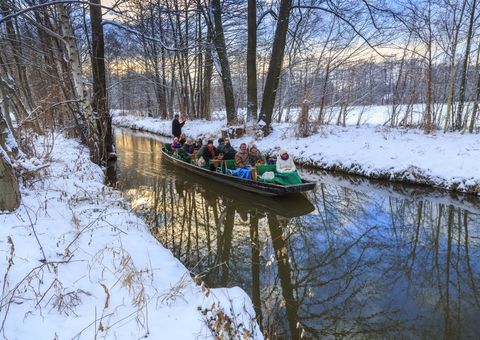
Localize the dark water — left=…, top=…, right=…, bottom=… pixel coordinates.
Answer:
left=111, top=127, right=480, bottom=339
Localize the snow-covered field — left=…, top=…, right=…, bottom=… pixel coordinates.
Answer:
left=113, top=114, right=480, bottom=195
left=0, top=135, right=261, bottom=339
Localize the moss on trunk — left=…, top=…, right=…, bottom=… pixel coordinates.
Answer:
left=0, top=151, right=20, bottom=212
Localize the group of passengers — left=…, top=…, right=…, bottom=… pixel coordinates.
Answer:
left=169, top=113, right=300, bottom=184
left=168, top=134, right=299, bottom=183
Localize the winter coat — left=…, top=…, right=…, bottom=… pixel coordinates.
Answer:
left=183, top=143, right=195, bottom=155
left=248, top=150, right=265, bottom=165
left=235, top=151, right=250, bottom=168
left=171, top=142, right=182, bottom=152
left=217, top=143, right=225, bottom=154
left=202, top=146, right=218, bottom=162
left=276, top=155, right=296, bottom=173
left=171, top=118, right=185, bottom=138
left=221, top=144, right=235, bottom=160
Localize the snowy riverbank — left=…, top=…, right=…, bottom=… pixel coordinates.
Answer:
left=113, top=115, right=480, bottom=195
left=0, top=134, right=261, bottom=339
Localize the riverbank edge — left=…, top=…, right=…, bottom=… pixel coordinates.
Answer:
left=0, top=134, right=262, bottom=339
left=113, top=119, right=480, bottom=197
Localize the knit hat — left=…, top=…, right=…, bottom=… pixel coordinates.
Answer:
left=279, top=149, right=288, bottom=155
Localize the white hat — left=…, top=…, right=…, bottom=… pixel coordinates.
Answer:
left=279, top=149, right=288, bottom=155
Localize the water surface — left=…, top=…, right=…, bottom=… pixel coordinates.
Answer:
left=111, top=127, right=480, bottom=339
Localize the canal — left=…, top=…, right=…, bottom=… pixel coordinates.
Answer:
left=110, top=127, right=480, bottom=339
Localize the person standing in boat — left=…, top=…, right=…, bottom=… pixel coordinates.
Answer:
left=172, top=113, right=187, bottom=138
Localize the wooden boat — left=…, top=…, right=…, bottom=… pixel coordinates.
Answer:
left=164, top=164, right=315, bottom=217
left=161, top=147, right=316, bottom=197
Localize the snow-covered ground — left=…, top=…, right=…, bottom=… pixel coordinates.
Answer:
left=0, top=134, right=261, bottom=339
left=113, top=114, right=480, bottom=195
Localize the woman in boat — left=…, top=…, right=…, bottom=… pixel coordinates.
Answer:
left=170, top=137, right=182, bottom=152
left=194, top=138, right=203, bottom=150
left=179, top=133, right=187, bottom=146
left=183, top=138, right=195, bottom=156
left=202, top=140, right=218, bottom=169
left=248, top=144, right=265, bottom=166
left=275, top=149, right=302, bottom=185
left=235, top=143, right=250, bottom=168
left=223, top=138, right=236, bottom=160
left=217, top=138, right=225, bottom=154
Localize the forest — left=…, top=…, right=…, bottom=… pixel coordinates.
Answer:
left=2, top=1, right=480, bottom=339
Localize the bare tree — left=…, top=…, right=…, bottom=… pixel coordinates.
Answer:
left=90, top=0, right=115, bottom=163
left=246, top=0, right=257, bottom=123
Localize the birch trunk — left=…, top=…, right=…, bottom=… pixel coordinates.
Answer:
left=57, top=4, right=100, bottom=162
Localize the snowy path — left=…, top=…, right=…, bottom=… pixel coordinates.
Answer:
left=113, top=115, right=480, bottom=195
left=0, top=135, right=261, bottom=339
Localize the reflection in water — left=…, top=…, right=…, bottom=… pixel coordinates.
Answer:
left=113, top=128, right=480, bottom=339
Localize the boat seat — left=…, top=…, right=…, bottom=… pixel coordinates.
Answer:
left=224, top=159, right=236, bottom=170
left=256, top=164, right=276, bottom=176
left=216, top=159, right=236, bottom=174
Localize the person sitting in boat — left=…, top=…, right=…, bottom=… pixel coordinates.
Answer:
left=235, top=143, right=250, bottom=168
left=248, top=144, right=265, bottom=166
left=179, top=133, right=187, bottom=146
left=202, top=140, right=218, bottom=169
left=222, top=138, right=236, bottom=160
left=226, top=143, right=252, bottom=179
left=170, top=137, right=182, bottom=153
left=276, top=149, right=296, bottom=173
left=194, top=138, right=203, bottom=150
left=217, top=138, right=226, bottom=154
left=183, top=138, right=195, bottom=156
left=274, top=149, right=302, bottom=185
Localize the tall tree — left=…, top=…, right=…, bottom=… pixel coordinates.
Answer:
left=246, top=0, right=257, bottom=122
left=443, top=0, right=467, bottom=132
left=57, top=3, right=99, bottom=162
left=455, top=0, right=477, bottom=130
left=259, top=0, right=292, bottom=130
left=211, top=0, right=236, bottom=124
left=89, top=0, right=115, bottom=164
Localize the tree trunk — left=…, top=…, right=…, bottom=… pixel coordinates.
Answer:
left=443, top=0, right=467, bottom=132
left=455, top=0, right=477, bottom=130
left=317, top=61, right=331, bottom=125
left=259, top=0, right=292, bottom=130
left=201, top=29, right=214, bottom=120
left=211, top=0, right=236, bottom=124
left=89, top=0, right=114, bottom=164
left=469, top=57, right=480, bottom=133
left=246, top=0, right=257, bottom=123
left=57, top=3, right=100, bottom=162
left=0, top=115, right=20, bottom=212
left=0, top=150, right=20, bottom=212
left=1, top=5, right=35, bottom=113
